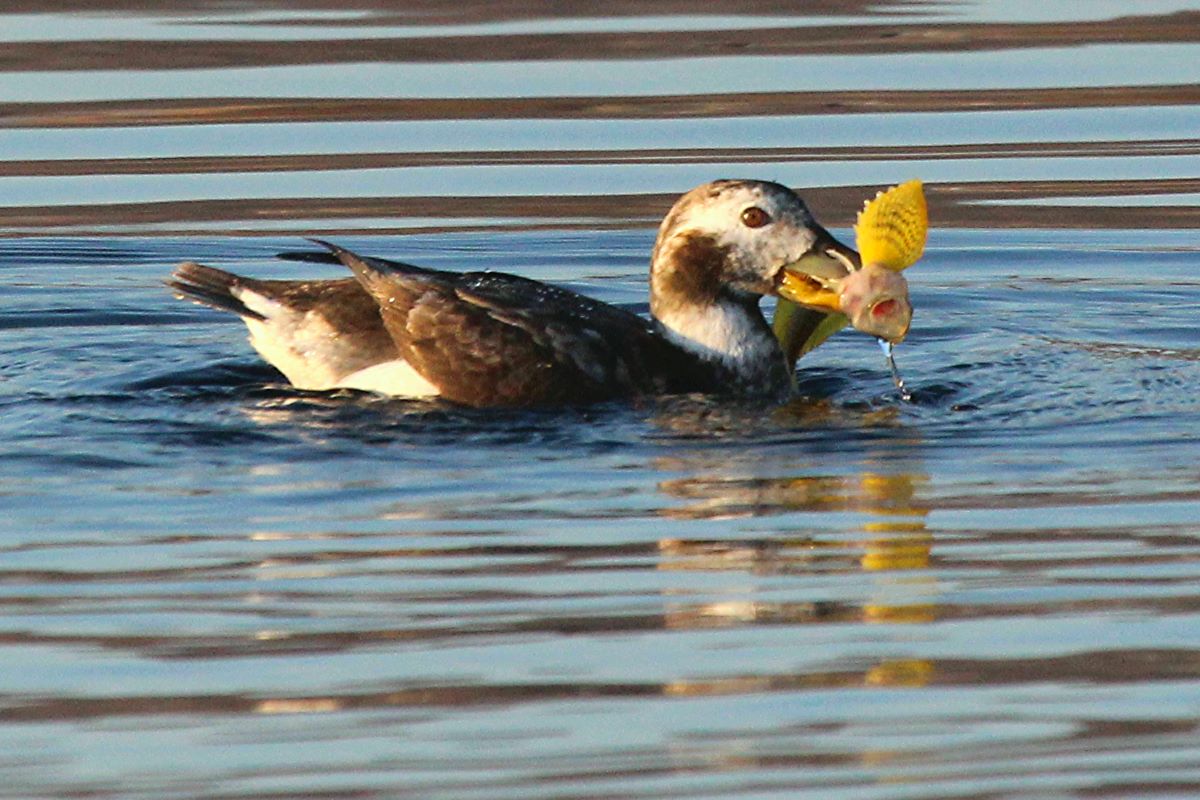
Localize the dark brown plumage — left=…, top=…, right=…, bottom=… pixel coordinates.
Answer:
left=326, top=243, right=724, bottom=406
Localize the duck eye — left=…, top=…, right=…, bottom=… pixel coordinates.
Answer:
left=740, top=206, right=771, bottom=229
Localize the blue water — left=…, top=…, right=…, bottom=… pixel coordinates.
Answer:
left=2, top=3, right=1200, bottom=798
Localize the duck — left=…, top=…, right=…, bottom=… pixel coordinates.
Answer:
left=168, top=179, right=911, bottom=407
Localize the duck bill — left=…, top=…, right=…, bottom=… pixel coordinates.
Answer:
left=815, top=229, right=862, bottom=271
left=776, top=229, right=861, bottom=315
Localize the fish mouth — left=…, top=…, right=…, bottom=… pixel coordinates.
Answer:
left=847, top=267, right=913, bottom=343
left=775, top=230, right=912, bottom=343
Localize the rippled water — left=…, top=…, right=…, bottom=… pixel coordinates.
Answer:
left=3, top=3, right=1200, bottom=798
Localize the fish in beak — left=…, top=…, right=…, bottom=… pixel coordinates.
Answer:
left=774, top=180, right=926, bottom=365
left=775, top=229, right=912, bottom=346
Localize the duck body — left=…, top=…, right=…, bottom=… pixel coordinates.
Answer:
left=170, top=251, right=778, bottom=406
left=169, top=180, right=879, bottom=408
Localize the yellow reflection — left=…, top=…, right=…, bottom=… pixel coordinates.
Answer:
left=655, top=461, right=937, bottom=690
left=254, top=697, right=344, bottom=715
left=861, top=602, right=936, bottom=625
left=851, top=473, right=936, bottom=625
left=864, top=659, right=935, bottom=688
left=655, top=468, right=935, bottom=599
left=656, top=655, right=935, bottom=700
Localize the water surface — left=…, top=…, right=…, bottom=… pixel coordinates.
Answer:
left=2, top=2, right=1200, bottom=798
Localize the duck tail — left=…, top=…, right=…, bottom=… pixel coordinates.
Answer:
left=166, top=262, right=267, bottom=321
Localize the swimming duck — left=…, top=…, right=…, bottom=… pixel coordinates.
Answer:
left=168, top=179, right=910, bottom=407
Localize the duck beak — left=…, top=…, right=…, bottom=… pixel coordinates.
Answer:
left=776, top=228, right=861, bottom=315
left=775, top=231, right=912, bottom=346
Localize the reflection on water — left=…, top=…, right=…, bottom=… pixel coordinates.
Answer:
left=659, top=466, right=936, bottom=634
left=2, top=1, right=1200, bottom=798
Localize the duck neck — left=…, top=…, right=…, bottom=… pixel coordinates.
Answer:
left=650, top=235, right=790, bottom=393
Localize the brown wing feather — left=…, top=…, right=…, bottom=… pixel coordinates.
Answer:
left=327, top=243, right=697, bottom=406
left=398, top=284, right=611, bottom=406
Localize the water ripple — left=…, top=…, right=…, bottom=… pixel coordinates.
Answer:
left=2, top=4, right=1200, bottom=799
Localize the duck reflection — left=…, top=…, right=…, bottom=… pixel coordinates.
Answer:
left=654, top=431, right=936, bottom=690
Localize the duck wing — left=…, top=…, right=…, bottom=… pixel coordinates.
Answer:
left=319, top=242, right=702, bottom=407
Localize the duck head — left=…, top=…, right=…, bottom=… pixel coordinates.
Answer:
left=650, top=180, right=909, bottom=347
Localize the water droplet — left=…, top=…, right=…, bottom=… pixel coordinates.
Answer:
left=878, top=339, right=913, bottom=402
